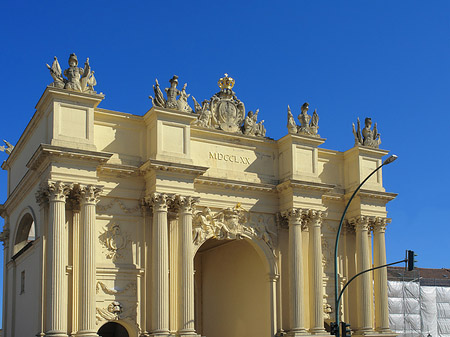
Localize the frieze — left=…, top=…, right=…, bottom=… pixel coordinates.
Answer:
left=97, top=198, right=141, bottom=215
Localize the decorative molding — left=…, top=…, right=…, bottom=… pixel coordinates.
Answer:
left=0, top=227, right=10, bottom=246
left=277, top=179, right=335, bottom=194
left=140, top=159, right=208, bottom=176
left=97, top=198, right=141, bottom=214
left=26, top=144, right=112, bottom=172
left=47, top=181, right=72, bottom=202
left=96, top=281, right=137, bottom=295
left=98, top=223, right=130, bottom=262
left=356, top=189, right=397, bottom=202
left=195, top=176, right=276, bottom=193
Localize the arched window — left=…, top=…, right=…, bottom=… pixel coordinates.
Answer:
left=14, top=213, right=35, bottom=254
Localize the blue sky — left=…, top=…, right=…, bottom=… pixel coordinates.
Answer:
left=1, top=0, right=450, bottom=323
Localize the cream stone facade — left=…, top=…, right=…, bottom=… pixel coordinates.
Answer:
left=1, top=68, right=397, bottom=337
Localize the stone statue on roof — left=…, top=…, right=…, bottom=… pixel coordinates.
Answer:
left=286, top=102, right=320, bottom=137
left=352, top=117, right=381, bottom=148
left=149, top=75, right=193, bottom=113
left=46, top=53, right=96, bottom=93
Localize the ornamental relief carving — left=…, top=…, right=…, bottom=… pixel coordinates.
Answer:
left=98, top=223, right=131, bottom=262
left=96, top=302, right=137, bottom=325
left=96, top=281, right=137, bottom=296
left=97, top=198, right=141, bottom=215
left=192, top=204, right=277, bottom=254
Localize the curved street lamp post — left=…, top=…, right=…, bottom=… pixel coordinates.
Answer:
left=333, top=154, right=398, bottom=337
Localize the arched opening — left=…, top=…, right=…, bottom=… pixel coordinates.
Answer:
left=14, top=213, right=35, bottom=254
left=97, top=322, right=129, bottom=337
left=194, top=238, right=271, bottom=337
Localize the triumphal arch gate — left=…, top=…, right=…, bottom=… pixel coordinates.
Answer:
left=0, top=55, right=397, bottom=337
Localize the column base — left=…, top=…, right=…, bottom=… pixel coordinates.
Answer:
left=352, top=331, right=397, bottom=337
left=310, top=329, right=328, bottom=335
left=287, top=329, right=308, bottom=337
left=150, top=332, right=171, bottom=337
left=45, top=333, right=68, bottom=337
left=75, top=331, right=99, bottom=337
left=178, top=332, right=201, bottom=337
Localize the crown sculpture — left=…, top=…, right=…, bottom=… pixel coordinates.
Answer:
left=46, top=53, right=97, bottom=93
left=287, top=103, right=320, bottom=137
left=352, top=117, right=381, bottom=148
left=149, top=74, right=266, bottom=137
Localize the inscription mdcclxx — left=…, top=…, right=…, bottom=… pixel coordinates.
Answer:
left=209, top=152, right=251, bottom=164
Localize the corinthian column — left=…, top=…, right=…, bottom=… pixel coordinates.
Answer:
left=150, top=193, right=171, bottom=337
left=354, top=216, right=373, bottom=333
left=176, top=195, right=199, bottom=337
left=308, top=210, right=326, bottom=334
left=287, top=208, right=307, bottom=336
left=373, top=218, right=391, bottom=332
left=46, top=181, right=71, bottom=337
left=77, top=185, right=102, bottom=337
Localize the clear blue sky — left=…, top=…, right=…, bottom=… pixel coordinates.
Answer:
left=1, top=0, right=450, bottom=322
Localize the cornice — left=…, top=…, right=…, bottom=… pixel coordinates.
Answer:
left=98, top=163, right=140, bottom=176
left=191, top=125, right=277, bottom=147
left=195, top=176, right=276, bottom=193
left=143, top=106, right=198, bottom=125
left=35, top=86, right=104, bottom=112
left=277, top=133, right=326, bottom=147
left=343, top=145, right=390, bottom=159
left=354, top=189, right=398, bottom=202
left=27, top=144, right=113, bottom=171
left=140, top=159, right=208, bottom=176
left=276, top=179, right=335, bottom=194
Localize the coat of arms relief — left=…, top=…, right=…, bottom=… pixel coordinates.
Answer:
left=150, top=74, right=266, bottom=137
left=192, top=203, right=277, bottom=254
left=98, top=223, right=131, bottom=262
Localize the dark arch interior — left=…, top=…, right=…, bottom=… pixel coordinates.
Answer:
left=14, top=213, right=35, bottom=253
left=97, top=322, right=129, bottom=337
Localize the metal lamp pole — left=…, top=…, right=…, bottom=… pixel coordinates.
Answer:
left=333, top=154, right=398, bottom=336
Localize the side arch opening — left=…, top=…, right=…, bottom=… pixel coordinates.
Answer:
left=13, top=213, right=35, bottom=255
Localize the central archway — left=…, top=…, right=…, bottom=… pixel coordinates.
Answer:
left=194, top=238, right=271, bottom=337
left=97, top=322, right=129, bottom=337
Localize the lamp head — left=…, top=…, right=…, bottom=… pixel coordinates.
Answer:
left=383, top=154, right=398, bottom=165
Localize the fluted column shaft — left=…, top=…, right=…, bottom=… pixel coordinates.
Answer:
left=355, top=217, right=373, bottom=332
left=177, top=196, right=198, bottom=337
left=46, top=182, right=71, bottom=337
left=309, top=211, right=326, bottom=334
left=72, top=206, right=80, bottom=335
left=373, top=219, right=390, bottom=332
left=77, top=185, right=102, bottom=337
left=288, top=209, right=306, bottom=335
left=151, top=194, right=170, bottom=337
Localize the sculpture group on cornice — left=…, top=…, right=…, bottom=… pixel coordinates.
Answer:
left=47, top=53, right=97, bottom=93
left=287, top=103, right=320, bottom=137
left=43, top=53, right=389, bottom=146
left=149, top=74, right=266, bottom=137
left=352, top=117, right=381, bottom=148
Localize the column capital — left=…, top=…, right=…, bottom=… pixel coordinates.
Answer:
left=47, top=181, right=72, bottom=202
left=350, top=215, right=372, bottom=231
left=283, top=208, right=307, bottom=226
left=174, top=195, right=200, bottom=214
left=0, top=225, right=10, bottom=247
left=307, top=209, right=327, bottom=228
left=76, top=184, right=103, bottom=205
left=146, top=192, right=172, bottom=212
left=372, top=217, right=391, bottom=233
left=35, top=185, right=49, bottom=206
